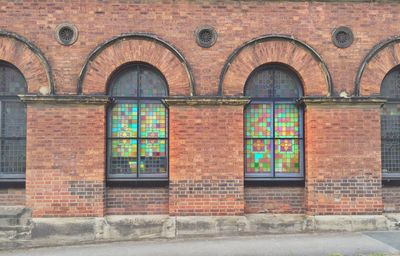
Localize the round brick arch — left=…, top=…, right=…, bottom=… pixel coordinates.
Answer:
left=219, top=35, right=332, bottom=97
left=356, top=36, right=400, bottom=96
left=78, top=33, right=195, bottom=96
left=0, top=31, right=54, bottom=95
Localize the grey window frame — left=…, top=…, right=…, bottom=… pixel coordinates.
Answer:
left=0, top=62, right=27, bottom=181
left=106, top=63, right=169, bottom=181
left=380, top=65, right=400, bottom=179
left=244, top=64, right=304, bottom=181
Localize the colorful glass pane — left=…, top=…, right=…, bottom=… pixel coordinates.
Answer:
left=111, top=104, right=138, bottom=138
left=111, top=139, right=137, bottom=174
left=274, top=139, right=299, bottom=173
left=140, top=139, right=167, bottom=174
left=140, top=103, right=167, bottom=138
left=245, top=139, right=272, bottom=173
left=245, top=104, right=272, bottom=138
left=140, top=68, right=167, bottom=97
left=274, top=103, right=299, bottom=138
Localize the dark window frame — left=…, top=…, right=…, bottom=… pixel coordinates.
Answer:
left=244, top=64, right=304, bottom=181
left=0, top=61, right=27, bottom=181
left=106, top=63, right=169, bottom=181
left=381, top=65, right=400, bottom=180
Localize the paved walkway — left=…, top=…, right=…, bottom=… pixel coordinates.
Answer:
left=1, top=232, right=399, bottom=256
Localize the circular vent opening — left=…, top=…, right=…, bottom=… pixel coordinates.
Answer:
left=332, top=26, right=353, bottom=48
left=55, top=24, right=78, bottom=46
left=196, top=26, right=217, bottom=48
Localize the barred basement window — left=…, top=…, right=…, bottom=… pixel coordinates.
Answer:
left=107, top=63, right=168, bottom=180
left=381, top=66, right=400, bottom=179
left=244, top=65, right=304, bottom=180
left=0, top=62, right=27, bottom=181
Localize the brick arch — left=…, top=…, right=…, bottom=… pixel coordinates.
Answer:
left=219, top=35, right=332, bottom=97
left=0, top=31, right=54, bottom=95
left=356, top=36, right=400, bottom=96
left=78, top=33, right=195, bottom=96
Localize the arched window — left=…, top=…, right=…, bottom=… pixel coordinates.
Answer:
left=107, top=63, right=168, bottom=180
left=244, top=65, right=304, bottom=180
left=0, top=62, right=27, bottom=180
left=381, top=66, right=400, bottom=178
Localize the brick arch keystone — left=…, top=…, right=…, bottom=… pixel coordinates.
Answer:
left=0, top=30, right=54, bottom=95
left=78, top=33, right=195, bottom=96
left=219, top=35, right=332, bottom=97
left=356, top=36, right=400, bottom=96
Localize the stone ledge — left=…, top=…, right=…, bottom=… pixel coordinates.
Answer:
left=163, top=97, right=250, bottom=106
left=0, top=214, right=399, bottom=250
left=19, top=95, right=109, bottom=105
left=299, top=97, right=386, bottom=107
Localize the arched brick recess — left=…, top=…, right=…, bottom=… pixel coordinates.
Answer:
left=220, top=35, right=332, bottom=97
left=356, top=36, right=400, bottom=96
left=0, top=31, right=53, bottom=95
left=78, top=34, right=194, bottom=96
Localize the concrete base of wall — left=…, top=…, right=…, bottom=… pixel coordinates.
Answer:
left=1, top=213, right=399, bottom=249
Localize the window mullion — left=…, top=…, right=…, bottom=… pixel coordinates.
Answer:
left=137, top=67, right=142, bottom=179
left=272, top=100, right=275, bottom=178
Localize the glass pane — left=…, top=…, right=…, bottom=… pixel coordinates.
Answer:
left=381, top=104, right=400, bottom=140
left=274, top=69, right=300, bottom=97
left=140, top=139, right=167, bottom=175
left=0, top=139, right=25, bottom=174
left=274, top=103, right=299, bottom=138
left=111, top=69, right=138, bottom=97
left=245, top=69, right=273, bottom=97
left=275, top=139, right=300, bottom=173
left=245, top=139, right=272, bottom=173
left=382, top=140, right=400, bottom=174
left=110, top=139, right=137, bottom=174
left=245, top=103, right=272, bottom=138
left=0, top=65, right=26, bottom=95
left=111, top=103, right=138, bottom=138
left=140, top=103, right=167, bottom=138
left=140, top=68, right=167, bottom=97
left=2, top=101, right=26, bottom=138
left=381, top=67, right=400, bottom=98
left=381, top=103, right=400, bottom=174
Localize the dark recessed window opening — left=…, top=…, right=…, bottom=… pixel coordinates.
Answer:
left=107, top=63, right=168, bottom=181
left=0, top=62, right=27, bottom=181
left=381, top=65, right=400, bottom=179
left=244, top=65, right=304, bottom=180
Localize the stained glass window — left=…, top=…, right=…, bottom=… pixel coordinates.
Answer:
left=107, top=64, right=168, bottom=180
left=381, top=66, right=400, bottom=177
left=244, top=65, right=303, bottom=179
left=0, top=62, right=27, bottom=180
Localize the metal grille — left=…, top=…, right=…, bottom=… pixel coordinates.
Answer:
left=381, top=103, right=400, bottom=174
left=244, top=65, right=303, bottom=179
left=381, top=67, right=400, bottom=99
left=0, top=63, right=27, bottom=179
left=107, top=64, right=168, bottom=180
left=245, top=66, right=301, bottom=98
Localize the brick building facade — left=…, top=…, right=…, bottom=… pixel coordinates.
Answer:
left=0, top=0, right=399, bottom=224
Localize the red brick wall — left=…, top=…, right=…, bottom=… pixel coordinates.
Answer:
left=0, top=188, right=25, bottom=206
left=169, top=105, right=244, bottom=216
left=106, top=187, right=169, bottom=215
left=1, top=1, right=400, bottom=96
left=245, top=187, right=305, bottom=214
left=305, top=104, right=383, bottom=215
left=383, top=186, right=400, bottom=213
left=26, top=104, right=106, bottom=217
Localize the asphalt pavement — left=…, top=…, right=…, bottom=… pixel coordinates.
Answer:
left=0, top=232, right=399, bottom=256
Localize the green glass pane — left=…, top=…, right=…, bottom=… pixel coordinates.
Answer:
left=274, top=139, right=300, bottom=173
left=140, top=103, right=167, bottom=138
left=245, top=139, right=272, bottom=173
left=111, top=104, right=138, bottom=138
